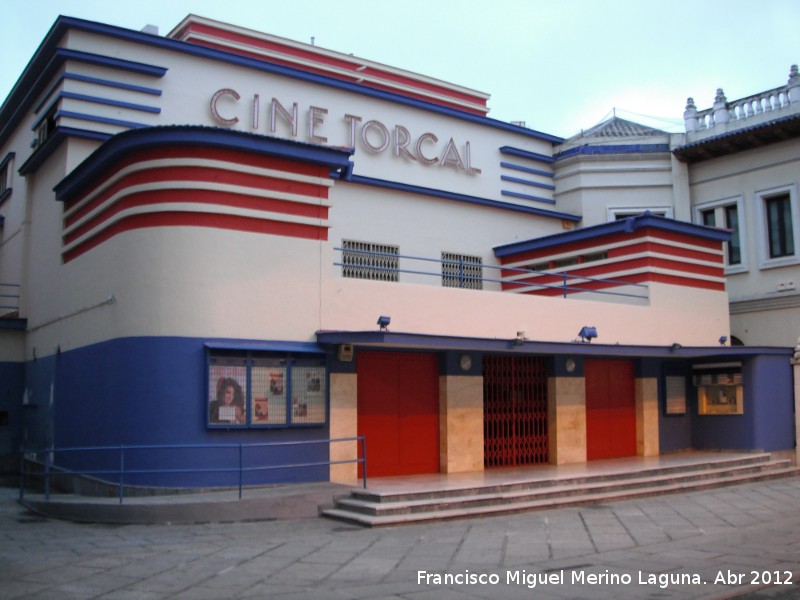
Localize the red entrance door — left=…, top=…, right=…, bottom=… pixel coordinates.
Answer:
left=357, top=351, right=439, bottom=477
left=585, top=359, right=636, bottom=460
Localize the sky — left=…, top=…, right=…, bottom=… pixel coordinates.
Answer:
left=2, top=0, right=799, bottom=138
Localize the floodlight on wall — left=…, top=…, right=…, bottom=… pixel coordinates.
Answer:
left=578, top=326, right=598, bottom=343
left=719, top=336, right=728, bottom=346
left=377, top=315, right=391, bottom=331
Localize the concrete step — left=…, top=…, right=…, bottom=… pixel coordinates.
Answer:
left=349, top=452, right=775, bottom=506
left=334, top=460, right=794, bottom=517
left=321, top=457, right=800, bottom=527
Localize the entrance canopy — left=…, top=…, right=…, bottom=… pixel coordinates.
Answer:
left=316, top=330, right=791, bottom=361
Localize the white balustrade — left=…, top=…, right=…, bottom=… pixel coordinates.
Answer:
left=684, top=64, right=799, bottom=134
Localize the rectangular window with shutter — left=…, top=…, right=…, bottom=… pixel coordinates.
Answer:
left=664, top=375, right=687, bottom=415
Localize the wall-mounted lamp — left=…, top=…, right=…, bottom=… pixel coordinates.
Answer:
left=377, top=315, right=391, bottom=331
left=719, top=336, right=727, bottom=346
left=514, top=330, right=527, bottom=346
left=670, top=343, right=683, bottom=352
left=578, top=326, right=598, bottom=343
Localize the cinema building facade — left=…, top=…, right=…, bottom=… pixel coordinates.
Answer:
left=0, top=15, right=796, bottom=487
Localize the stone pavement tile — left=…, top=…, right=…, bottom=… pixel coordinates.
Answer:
left=452, top=551, right=502, bottom=566
left=593, top=555, right=675, bottom=575
left=3, top=588, right=92, bottom=600
left=548, top=544, right=595, bottom=560
left=611, top=510, right=672, bottom=545
left=260, top=542, right=322, bottom=559
left=32, top=574, right=143, bottom=600
left=411, top=535, right=462, bottom=551
left=408, top=591, right=489, bottom=600
left=586, top=532, right=637, bottom=553
left=95, top=590, right=164, bottom=600
left=328, top=556, right=401, bottom=581
left=392, top=553, right=452, bottom=573
left=704, top=554, right=796, bottom=572
left=267, top=560, right=342, bottom=585
left=0, top=580, right=51, bottom=600
left=126, top=566, right=214, bottom=596
left=316, top=580, right=430, bottom=599
left=10, top=564, right=106, bottom=586
left=502, top=543, right=552, bottom=565
left=300, top=548, right=361, bottom=565
left=103, top=555, right=189, bottom=580
left=237, top=552, right=311, bottom=577
left=237, top=582, right=321, bottom=599
left=170, top=585, right=254, bottom=600
left=634, top=503, right=704, bottom=536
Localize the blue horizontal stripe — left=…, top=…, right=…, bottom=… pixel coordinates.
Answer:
left=54, top=126, right=354, bottom=201
left=500, top=162, right=554, bottom=178
left=55, top=110, right=149, bottom=130
left=64, top=72, right=162, bottom=95
left=500, top=190, right=556, bottom=204
left=59, top=91, right=161, bottom=114
left=349, top=174, right=578, bottom=221
left=499, top=146, right=555, bottom=164
left=18, top=127, right=112, bottom=175
left=34, top=74, right=163, bottom=115
left=57, top=47, right=168, bottom=78
left=501, top=175, right=556, bottom=191
left=554, top=144, right=671, bottom=159
left=494, top=213, right=731, bottom=256
left=316, top=330, right=791, bottom=359
left=205, top=340, right=325, bottom=354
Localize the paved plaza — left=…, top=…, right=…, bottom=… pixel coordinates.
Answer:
left=1, top=476, right=799, bottom=600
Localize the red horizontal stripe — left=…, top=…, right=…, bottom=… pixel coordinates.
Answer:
left=501, top=255, right=723, bottom=290
left=64, top=146, right=329, bottom=214
left=515, top=269, right=725, bottom=296
left=610, top=241, right=723, bottom=264
left=65, top=165, right=328, bottom=226
left=189, top=41, right=486, bottom=116
left=183, top=23, right=487, bottom=109
left=63, top=211, right=327, bottom=263
left=500, top=228, right=722, bottom=266
left=64, top=188, right=328, bottom=246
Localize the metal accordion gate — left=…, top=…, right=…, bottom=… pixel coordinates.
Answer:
left=483, top=355, right=549, bottom=468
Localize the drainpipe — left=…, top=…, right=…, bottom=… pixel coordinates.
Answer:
left=792, top=337, right=800, bottom=466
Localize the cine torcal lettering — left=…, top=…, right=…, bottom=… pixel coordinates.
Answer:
left=210, top=89, right=481, bottom=174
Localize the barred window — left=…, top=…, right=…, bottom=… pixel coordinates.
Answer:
left=0, top=152, right=13, bottom=203
left=442, top=252, right=483, bottom=289
left=342, top=240, right=399, bottom=282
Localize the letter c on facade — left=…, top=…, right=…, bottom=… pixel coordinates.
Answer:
left=210, top=88, right=241, bottom=126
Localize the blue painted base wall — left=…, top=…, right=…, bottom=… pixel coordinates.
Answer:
left=0, top=361, right=25, bottom=468
left=27, top=337, right=330, bottom=487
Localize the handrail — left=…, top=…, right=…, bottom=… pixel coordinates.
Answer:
left=334, top=247, right=648, bottom=300
left=19, top=436, right=368, bottom=504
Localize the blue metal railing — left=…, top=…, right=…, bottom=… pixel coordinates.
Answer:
left=0, top=282, right=20, bottom=311
left=19, top=436, right=367, bottom=504
left=334, top=247, right=648, bottom=301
